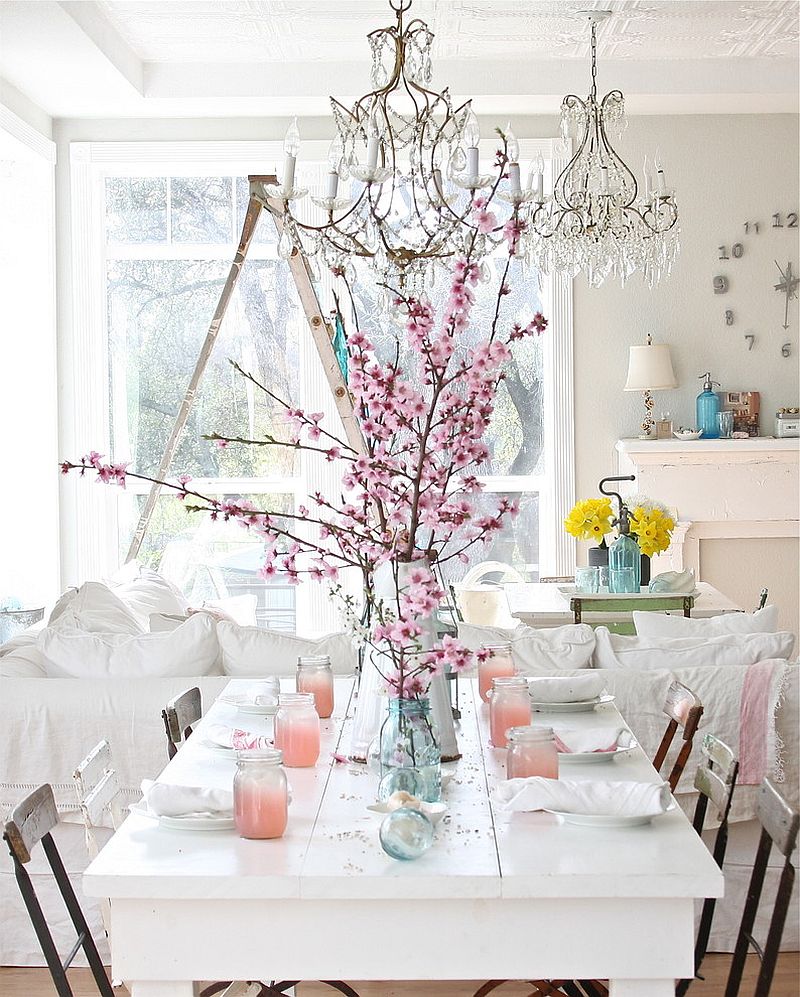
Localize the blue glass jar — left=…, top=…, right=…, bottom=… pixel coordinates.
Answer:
left=696, top=372, right=721, bottom=439
left=609, top=508, right=641, bottom=593
left=378, top=697, right=441, bottom=803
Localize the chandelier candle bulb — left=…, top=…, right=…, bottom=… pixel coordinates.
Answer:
left=509, top=162, right=522, bottom=196
left=489, top=677, right=532, bottom=749
left=366, top=114, right=381, bottom=171
left=283, top=117, right=300, bottom=192
left=600, top=165, right=609, bottom=193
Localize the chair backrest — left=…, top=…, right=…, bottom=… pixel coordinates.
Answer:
left=651, top=679, right=704, bottom=791
left=3, top=785, right=114, bottom=997
left=675, top=734, right=739, bottom=996
left=162, top=686, right=202, bottom=759
left=724, top=778, right=799, bottom=997
left=460, top=560, right=526, bottom=587
left=74, top=739, right=125, bottom=843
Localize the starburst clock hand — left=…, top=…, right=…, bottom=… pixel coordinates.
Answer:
left=774, top=260, right=799, bottom=331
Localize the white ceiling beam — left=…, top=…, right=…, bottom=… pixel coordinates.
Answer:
left=58, top=1, right=144, bottom=93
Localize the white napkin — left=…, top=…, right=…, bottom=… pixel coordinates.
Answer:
left=140, top=779, right=233, bottom=818
left=528, top=674, right=605, bottom=703
left=494, top=777, right=671, bottom=817
left=553, top=727, right=627, bottom=754
left=206, top=723, right=272, bottom=750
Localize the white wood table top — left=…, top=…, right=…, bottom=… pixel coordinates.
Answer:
left=506, top=580, right=742, bottom=625
left=84, top=677, right=723, bottom=996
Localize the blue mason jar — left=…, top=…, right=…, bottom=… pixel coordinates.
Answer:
left=378, top=697, right=441, bottom=803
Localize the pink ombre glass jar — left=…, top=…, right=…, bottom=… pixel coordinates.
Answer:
left=488, top=676, right=531, bottom=748
left=274, top=692, right=320, bottom=768
left=478, top=643, right=515, bottom=703
left=233, top=748, right=288, bottom=839
left=506, top=726, right=559, bottom=780
left=296, top=655, right=334, bottom=719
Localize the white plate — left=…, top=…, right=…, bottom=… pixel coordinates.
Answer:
left=558, top=738, right=638, bottom=764
left=545, top=802, right=676, bottom=828
left=531, top=694, right=615, bottom=713
left=366, top=801, right=447, bottom=825
left=198, top=739, right=236, bottom=757
left=129, top=802, right=235, bottom=831
left=219, top=694, right=278, bottom=716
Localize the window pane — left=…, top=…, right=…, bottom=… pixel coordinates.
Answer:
left=171, top=176, right=233, bottom=243
left=107, top=256, right=302, bottom=478
left=235, top=176, right=279, bottom=246
left=118, top=491, right=297, bottom=631
left=443, top=492, right=540, bottom=585
left=105, top=177, right=167, bottom=243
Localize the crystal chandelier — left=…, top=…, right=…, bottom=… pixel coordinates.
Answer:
left=525, top=11, right=680, bottom=287
left=268, top=0, right=502, bottom=289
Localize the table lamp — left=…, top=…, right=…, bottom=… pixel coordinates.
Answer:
left=624, top=335, right=677, bottom=439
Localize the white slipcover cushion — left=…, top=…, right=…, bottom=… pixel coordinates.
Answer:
left=110, top=567, right=188, bottom=629
left=46, top=581, right=143, bottom=636
left=0, top=637, right=47, bottom=677
left=39, top=613, right=220, bottom=678
left=633, top=605, right=780, bottom=638
left=457, top=622, right=596, bottom=674
left=592, top=627, right=795, bottom=671
left=217, top=621, right=356, bottom=677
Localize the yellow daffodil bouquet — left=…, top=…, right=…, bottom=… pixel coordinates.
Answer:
left=563, top=498, right=615, bottom=545
left=627, top=495, right=676, bottom=557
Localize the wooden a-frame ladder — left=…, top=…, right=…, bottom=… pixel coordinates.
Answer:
left=125, top=174, right=365, bottom=563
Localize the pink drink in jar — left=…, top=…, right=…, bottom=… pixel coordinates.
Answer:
left=478, top=644, right=515, bottom=703
left=296, top=655, right=334, bottom=719
left=275, top=693, right=320, bottom=767
left=489, top=676, right=531, bottom=748
left=233, top=748, right=288, bottom=839
left=506, top=726, right=559, bottom=779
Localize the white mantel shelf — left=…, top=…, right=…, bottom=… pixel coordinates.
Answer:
left=617, top=438, right=799, bottom=454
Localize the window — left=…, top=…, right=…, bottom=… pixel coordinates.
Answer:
left=66, top=140, right=574, bottom=631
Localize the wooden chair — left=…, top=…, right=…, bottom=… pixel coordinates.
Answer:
left=724, top=778, right=799, bottom=997
left=162, top=685, right=202, bottom=759
left=652, top=679, right=704, bottom=792
left=3, top=784, right=115, bottom=997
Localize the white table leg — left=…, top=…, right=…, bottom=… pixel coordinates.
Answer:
left=130, top=983, right=198, bottom=996
left=609, top=981, right=675, bottom=996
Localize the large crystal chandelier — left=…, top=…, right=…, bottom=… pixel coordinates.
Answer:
left=525, top=11, right=680, bottom=287
left=268, top=0, right=500, bottom=289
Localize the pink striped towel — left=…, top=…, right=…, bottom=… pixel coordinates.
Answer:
left=738, top=659, right=788, bottom=785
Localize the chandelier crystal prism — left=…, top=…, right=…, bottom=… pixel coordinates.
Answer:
left=267, top=0, right=504, bottom=289
left=524, top=11, right=680, bottom=287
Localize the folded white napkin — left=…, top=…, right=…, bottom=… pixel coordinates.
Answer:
left=494, top=777, right=671, bottom=817
left=528, top=674, right=606, bottom=703
left=140, top=779, right=233, bottom=818
left=206, top=723, right=273, bottom=750
left=553, top=727, right=627, bottom=754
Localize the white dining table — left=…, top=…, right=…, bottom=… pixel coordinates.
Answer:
left=506, top=580, right=742, bottom=627
left=84, top=677, right=723, bottom=997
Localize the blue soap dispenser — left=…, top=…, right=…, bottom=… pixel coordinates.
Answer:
left=696, top=372, right=721, bottom=438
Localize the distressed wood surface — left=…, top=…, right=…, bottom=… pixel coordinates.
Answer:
left=4, top=784, right=59, bottom=864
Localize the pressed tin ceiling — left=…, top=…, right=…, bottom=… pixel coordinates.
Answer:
left=95, top=0, right=799, bottom=63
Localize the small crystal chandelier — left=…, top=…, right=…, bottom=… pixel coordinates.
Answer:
left=525, top=10, right=680, bottom=287
left=268, top=0, right=499, bottom=290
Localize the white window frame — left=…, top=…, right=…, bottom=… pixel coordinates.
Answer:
left=65, top=139, right=574, bottom=614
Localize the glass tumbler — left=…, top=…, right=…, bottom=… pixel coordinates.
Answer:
left=274, top=693, right=320, bottom=767
left=296, top=655, right=334, bottom=718
left=489, top=676, right=532, bottom=748
left=506, top=726, right=559, bottom=780
left=575, top=566, right=600, bottom=593
left=717, top=410, right=734, bottom=438
left=478, top=643, right=515, bottom=703
left=233, top=748, right=289, bottom=839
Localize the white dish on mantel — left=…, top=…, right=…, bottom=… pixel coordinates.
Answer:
left=673, top=430, right=703, bottom=441
left=545, top=801, right=677, bottom=828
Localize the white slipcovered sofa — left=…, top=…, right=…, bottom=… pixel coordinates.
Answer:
left=0, top=569, right=357, bottom=966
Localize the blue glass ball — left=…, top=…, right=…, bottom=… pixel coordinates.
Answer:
left=378, top=767, right=423, bottom=801
left=379, top=807, right=434, bottom=861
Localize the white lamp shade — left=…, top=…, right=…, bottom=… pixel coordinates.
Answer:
left=624, top=343, right=677, bottom=391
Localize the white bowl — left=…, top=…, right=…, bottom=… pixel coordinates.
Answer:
left=673, top=430, right=703, bottom=441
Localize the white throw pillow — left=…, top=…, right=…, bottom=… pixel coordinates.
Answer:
left=47, top=581, right=143, bottom=635
left=148, top=613, right=188, bottom=633
left=110, top=567, right=189, bottom=628
left=592, top=627, right=795, bottom=671
left=217, top=622, right=357, bottom=677
left=0, top=643, right=47, bottom=677
left=39, top=613, right=220, bottom=678
left=457, top=622, right=596, bottom=674
left=633, top=605, right=779, bottom=638
left=192, top=595, right=258, bottom=627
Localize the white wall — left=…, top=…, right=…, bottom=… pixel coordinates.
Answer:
left=0, top=108, right=58, bottom=607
